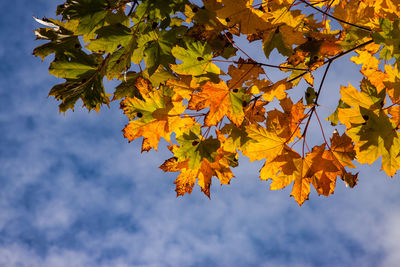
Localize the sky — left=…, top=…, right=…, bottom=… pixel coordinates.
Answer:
left=0, top=1, right=400, bottom=266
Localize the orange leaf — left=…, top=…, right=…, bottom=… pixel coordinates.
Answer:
left=189, top=80, right=249, bottom=126
left=267, top=98, right=307, bottom=142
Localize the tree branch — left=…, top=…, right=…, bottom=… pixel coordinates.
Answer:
left=212, top=59, right=309, bottom=71
left=298, top=0, right=372, bottom=32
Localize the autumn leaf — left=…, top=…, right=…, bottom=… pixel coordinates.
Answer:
left=160, top=127, right=236, bottom=197
left=259, top=79, right=293, bottom=102
left=227, top=58, right=265, bottom=89
left=383, top=64, right=400, bottom=102
left=338, top=80, right=400, bottom=176
left=171, top=41, right=220, bottom=76
left=242, top=124, right=287, bottom=162
left=188, top=80, right=250, bottom=126
left=214, top=0, right=271, bottom=35
left=121, top=79, right=195, bottom=151
left=267, top=98, right=307, bottom=142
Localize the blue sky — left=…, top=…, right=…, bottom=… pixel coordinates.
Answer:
left=0, top=1, right=400, bottom=266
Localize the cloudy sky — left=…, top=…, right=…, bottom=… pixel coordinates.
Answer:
left=0, top=1, right=399, bottom=266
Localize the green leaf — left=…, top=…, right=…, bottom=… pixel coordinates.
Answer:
left=113, top=72, right=142, bottom=101
left=143, top=28, right=184, bottom=75
left=49, top=60, right=96, bottom=79
left=86, top=24, right=132, bottom=54
left=305, top=87, right=316, bottom=105
left=173, top=125, right=220, bottom=169
left=106, top=46, right=134, bottom=80
left=263, top=31, right=292, bottom=59
left=49, top=75, right=109, bottom=113
left=344, top=108, right=400, bottom=177
left=57, top=0, right=108, bottom=36
left=33, top=21, right=80, bottom=60
left=372, top=18, right=400, bottom=65
left=171, top=41, right=220, bottom=76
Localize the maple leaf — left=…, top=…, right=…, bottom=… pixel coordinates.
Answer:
left=171, top=41, right=220, bottom=76
left=243, top=100, right=268, bottom=124
left=386, top=106, right=400, bottom=126
left=214, top=0, right=271, bottom=35
left=188, top=80, right=250, bottom=126
left=121, top=79, right=195, bottom=152
left=160, top=153, right=235, bottom=198
left=86, top=23, right=132, bottom=54
left=338, top=80, right=400, bottom=176
left=350, top=44, right=387, bottom=91
left=263, top=25, right=306, bottom=59
left=332, top=0, right=374, bottom=31
left=166, top=75, right=195, bottom=101
left=372, top=18, right=400, bottom=65
left=383, top=64, right=400, bottom=102
left=246, top=125, right=357, bottom=205
left=260, top=79, right=293, bottom=102
left=327, top=131, right=358, bottom=188
left=259, top=145, right=301, bottom=191
left=242, top=124, right=287, bottom=162
left=218, top=123, right=251, bottom=153
left=227, top=58, right=265, bottom=89
left=267, top=98, right=307, bottom=142
left=160, top=125, right=236, bottom=197
left=330, top=131, right=357, bottom=169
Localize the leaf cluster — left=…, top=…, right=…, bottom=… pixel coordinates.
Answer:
left=34, top=0, right=400, bottom=205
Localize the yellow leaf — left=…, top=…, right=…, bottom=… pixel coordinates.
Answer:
left=121, top=84, right=195, bottom=151
left=215, top=0, right=272, bottom=35
left=243, top=124, right=287, bottom=161
left=383, top=64, right=400, bottom=103
left=261, top=79, right=292, bottom=101
left=166, top=75, right=195, bottom=101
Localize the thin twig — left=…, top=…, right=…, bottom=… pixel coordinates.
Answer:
left=287, top=39, right=374, bottom=84
left=127, top=0, right=138, bottom=16
left=298, top=0, right=372, bottom=32
left=302, top=60, right=332, bottom=138
left=212, top=59, right=309, bottom=71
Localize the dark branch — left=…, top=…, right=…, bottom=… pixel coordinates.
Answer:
left=299, top=0, right=372, bottom=32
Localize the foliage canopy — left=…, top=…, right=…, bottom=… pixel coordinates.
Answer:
left=34, top=0, right=400, bottom=205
